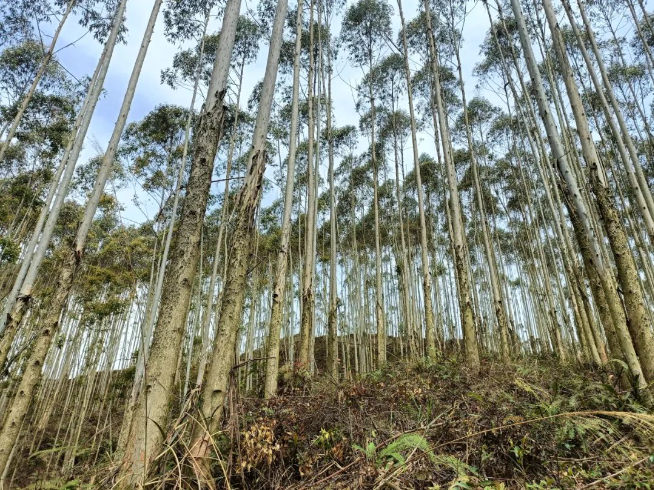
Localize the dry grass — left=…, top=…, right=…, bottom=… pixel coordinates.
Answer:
left=10, top=355, right=654, bottom=489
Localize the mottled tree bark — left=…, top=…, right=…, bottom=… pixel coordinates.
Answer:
left=187, top=0, right=288, bottom=480
left=117, top=0, right=240, bottom=484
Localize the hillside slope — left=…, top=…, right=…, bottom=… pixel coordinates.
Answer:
left=11, top=356, right=654, bottom=489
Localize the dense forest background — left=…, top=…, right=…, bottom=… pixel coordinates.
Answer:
left=1, top=0, right=654, bottom=487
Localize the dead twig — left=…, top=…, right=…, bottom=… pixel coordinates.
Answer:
left=579, top=455, right=652, bottom=489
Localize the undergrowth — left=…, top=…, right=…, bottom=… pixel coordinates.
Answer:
left=12, top=356, right=654, bottom=489
left=221, top=357, right=654, bottom=489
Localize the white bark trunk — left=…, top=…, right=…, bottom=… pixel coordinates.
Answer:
left=189, top=0, right=288, bottom=479
left=264, top=1, right=303, bottom=398
left=0, top=0, right=128, bottom=369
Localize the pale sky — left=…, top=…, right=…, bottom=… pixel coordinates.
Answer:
left=48, top=0, right=492, bottom=225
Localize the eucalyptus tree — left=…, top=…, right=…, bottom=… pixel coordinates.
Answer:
left=117, top=0, right=242, bottom=483
left=505, top=0, right=649, bottom=389
left=265, top=0, right=304, bottom=398
left=116, top=7, right=217, bottom=449
left=421, top=0, right=480, bottom=370
left=0, top=0, right=128, bottom=355
left=541, top=0, right=654, bottom=381
left=0, top=0, right=155, bottom=471
left=188, top=0, right=288, bottom=479
left=297, top=0, right=318, bottom=371
left=341, top=0, right=392, bottom=365
left=195, top=14, right=263, bottom=390
left=396, top=0, right=439, bottom=358
left=322, top=0, right=344, bottom=380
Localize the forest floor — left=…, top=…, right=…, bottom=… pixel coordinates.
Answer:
left=11, top=354, right=654, bottom=489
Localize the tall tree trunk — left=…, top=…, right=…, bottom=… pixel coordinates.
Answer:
left=397, top=0, right=437, bottom=359
left=422, top=0, right=479, bottom=370
left=188, top=0, right=288, bottom=480
left=120, top=16, right=209, bottom=446
left=390, top=114, right=417, bottom=357
left=324, top=10, right=339, bottom=380
left=117, top=0, right=241, bottom=484
left=0, top=0, right=159, bottom=476
left=298, top=0, right=317, bottom=370
left=264, top=1, right=303, bottom=398
left=196, top=57, right=245, bottom=389
left=368, top=50, right=386, bottom=366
